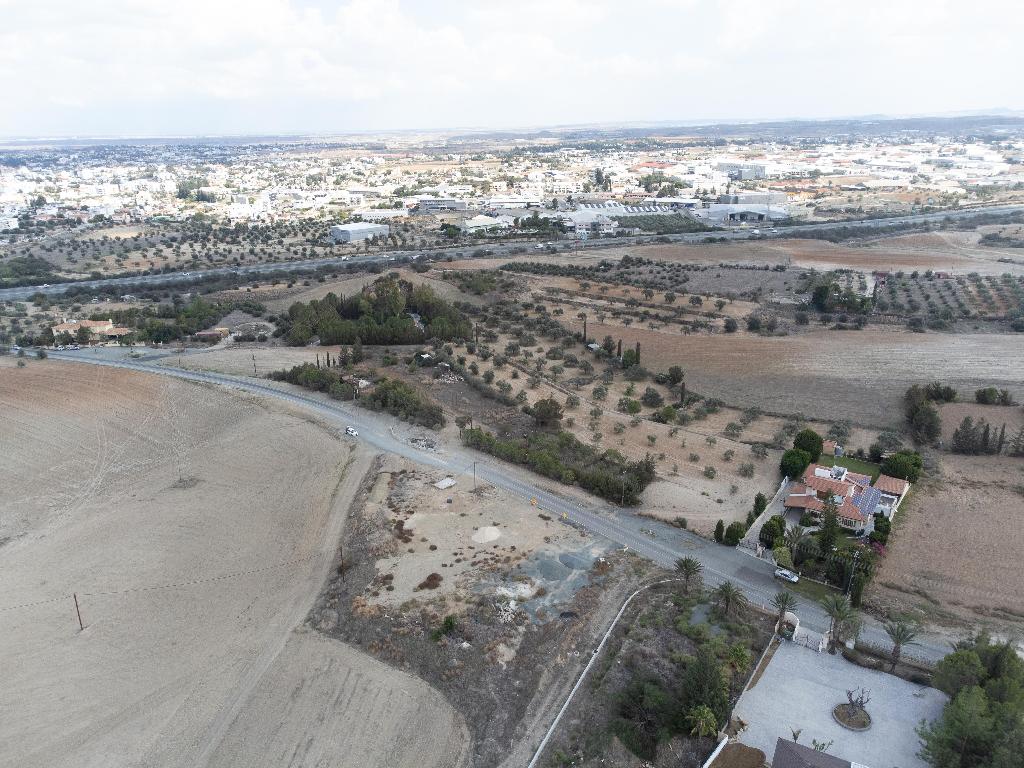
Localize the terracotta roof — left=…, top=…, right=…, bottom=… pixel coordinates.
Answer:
left=845, top=471, right=873, bottom=488
left=784, top=494, right=824, bottom=512
left=874, top=474, right=909, bottom=496
left=803, top=474, right=854, bottom=497
left=838, top=499, right=866, bottom=523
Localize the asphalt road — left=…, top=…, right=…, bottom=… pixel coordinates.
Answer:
left=41, top=348, right=955, bottom=663
left=4, top=203, right=1022, bottom=302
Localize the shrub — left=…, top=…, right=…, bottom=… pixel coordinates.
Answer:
left=723, top=318, right=738, bottom=333
left=724, top=522, right=746, bottom=546
left=772, top=546, right=794, bottom=570
left=714, top=519, right=725, bottom=543
left=880, top=451, right=923, bottom=482
left=738, top=462, right=755, bottom=478
left=703, top=466, right=717, bottom=479
left=792, top=428, right=823, bottom=458
left=779, top=448, right=812, bottom=478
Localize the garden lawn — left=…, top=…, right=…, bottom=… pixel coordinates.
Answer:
left=817, top=454, right=881, bottom=481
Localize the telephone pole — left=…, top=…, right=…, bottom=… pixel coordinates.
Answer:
left=73, top=593, right=84, bottom=631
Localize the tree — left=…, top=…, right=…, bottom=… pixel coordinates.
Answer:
left=75, top=326, right=92, bottom=345
left=883, top=618, right=920, bottom=672
left=724, top=521, right=746, bottom=546
left=675, top=557, right=703, bottom=594
left=771, top=590, right=797, bottom=632
left=818, top=496, right=841, bottom=553
left=713, top=581, right=746, bottom=617
left=753, top=492, right=768, bottom=517
left=820, top=594, right=856, bottom=653
left=793, top=428, right=824, bottom=458
left=681, top=647, right=729, bottom=724
left=933, top=649, right=986, bottom=698
left=880, top=451, right=923, bottom=482
left=780, top=448, right=812, bottom=478
left=714, top=519, right=725, bottom=543
left=687, top=704, right=719, bottom=739
left=531, top=397, right=564, bottom=428
left=910, top=401, right=942, bottom=444
left=917, top=686, right=995, bottom=768
left=724, top=317, right=738, bottom=333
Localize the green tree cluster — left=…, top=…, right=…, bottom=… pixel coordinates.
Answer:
left=919, top=633, right=1024, bottom=768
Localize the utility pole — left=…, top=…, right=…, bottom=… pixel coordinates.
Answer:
left=252, top=353, right=257, bottom=377
left=846, top=549, right=861, bottom=597
left=473, top=461, right=477, bottom=490
left=73, top=593, right=84, bottom=631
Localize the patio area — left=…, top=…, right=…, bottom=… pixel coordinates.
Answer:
left=733, top=641, right=946, bottom=768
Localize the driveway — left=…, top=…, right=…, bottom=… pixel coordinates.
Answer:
left=733, top=642, right=946, bottom=768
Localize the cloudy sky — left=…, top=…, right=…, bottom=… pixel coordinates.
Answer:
left=1, top=0, right=1021, bottom=137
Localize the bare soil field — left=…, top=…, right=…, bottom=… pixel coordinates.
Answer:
left=868, top=453, right=1024, bottom=628
left=0, top=358, right=468, bottom=768
left=937, top=402, right=1024, bottom=445
left=550, top=321, right=1024, bottom=428
left=311, top=454, right=642, bottom=768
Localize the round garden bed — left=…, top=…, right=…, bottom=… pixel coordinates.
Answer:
left=832, top=703, right=871, bottom=731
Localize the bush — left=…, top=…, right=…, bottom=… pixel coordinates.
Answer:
left=880, top=451, right=922, bottom=482
left=723, top=317, right=738, bottom=333
left=362, top=378, right=445, bottom=428
left=772, top=546, right=794, bottom=570
left=703, top=466, right=717, bottom=479
left=724, top=521, right=746, bottom=546
left=738, top=462, right=755, bottom=478
left=792, top=428, right=823, bottom=458
left=779, top=448, right=812, bottom=478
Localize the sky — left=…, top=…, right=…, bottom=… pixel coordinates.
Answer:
left=1, top=0, right=1022, bottom=138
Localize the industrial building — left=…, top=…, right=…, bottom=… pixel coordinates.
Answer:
left=328, top=222, right=390, bottom=243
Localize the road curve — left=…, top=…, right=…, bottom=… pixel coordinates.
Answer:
left=42, top=349, right=953, bottom=662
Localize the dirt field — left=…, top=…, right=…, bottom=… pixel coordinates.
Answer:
left=549, top=322, right=1024, bottom=428
left=869, top=452, right=1024, bottom=627
left=0, top=358, right=469, bottom=768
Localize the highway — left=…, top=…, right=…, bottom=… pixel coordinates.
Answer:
left=3, top=202, right=1022, bottom=302
left=44, top=348, right=955, bottom=663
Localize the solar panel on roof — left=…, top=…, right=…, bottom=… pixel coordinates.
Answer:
left=853, top=487, right=882, bottom=516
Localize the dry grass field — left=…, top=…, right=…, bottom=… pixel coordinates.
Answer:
left=0, top=358, right=469, bottom=768
left=869, top=452, right=1024, bottom=627
left=547, top=321, right=1024, bottom=428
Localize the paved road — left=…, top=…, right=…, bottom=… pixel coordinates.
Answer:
left=4, top=203, right=1022, bottom=302
left=42, top=348, right=954, bottom=662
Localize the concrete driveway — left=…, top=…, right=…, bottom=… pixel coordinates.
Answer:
left=733, top=642, right=947, bottom=768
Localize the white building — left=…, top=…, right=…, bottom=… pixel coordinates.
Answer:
left=416, top=196, right=468, bottom=212
left=328, top=222, right=390, bottom=243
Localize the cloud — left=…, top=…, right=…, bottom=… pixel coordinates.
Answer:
left=0, top=0, right=1021, bottom=136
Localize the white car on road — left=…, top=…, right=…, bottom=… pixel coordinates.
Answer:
left=774, top=568, right=800, bottom=584
left=345, top=426, right=359, bottom=437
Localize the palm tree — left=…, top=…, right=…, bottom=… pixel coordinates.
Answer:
left=687, top=705, right=719, bottom=739
left=713, top=581, right=746, bottom=617
left=784, top=525, right=808, bottom=559
left=821, top=595, right=857, bottom=653
left=770, top=591, right=798, bottom=633
left=883, top=619, right=921, bottom=672
left=675, top=557, right=703, bottom=595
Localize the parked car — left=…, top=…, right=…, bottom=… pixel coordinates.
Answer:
left=345, top=426, right=359, bottom=437
left=774, top=568, right=800, bottom=584
left=56, top=345, right=65, bottom=351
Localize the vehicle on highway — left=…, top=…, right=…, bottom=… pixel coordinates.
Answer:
left=56, top=345, right=65, bottom=351
left=11, top=345, right=20, bottom=353
left=774, top=568, right=800, bottom=583
left=345, top=426, right=359, bottom=437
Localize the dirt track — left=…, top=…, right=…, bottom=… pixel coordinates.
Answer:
left=0, top=358, right=469, bottom=768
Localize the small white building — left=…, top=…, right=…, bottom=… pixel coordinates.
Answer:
left=416, top=196, right=467, bottom=212
left=328, top=222, right=390, bottom=243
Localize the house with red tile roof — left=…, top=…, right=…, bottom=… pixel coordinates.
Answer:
left=783, top=463, right=909, bottom=535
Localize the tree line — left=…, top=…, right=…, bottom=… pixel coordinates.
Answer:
left=461, top=427, right=655, bottom=505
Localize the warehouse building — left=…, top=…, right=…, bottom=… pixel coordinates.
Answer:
left=328, top=222, right=390, bottom=243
